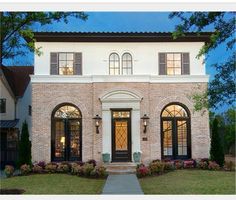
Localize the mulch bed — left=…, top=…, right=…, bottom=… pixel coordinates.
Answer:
left=0, top=189, right=25, bottom=194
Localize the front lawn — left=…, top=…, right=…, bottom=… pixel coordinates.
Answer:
left=139, top=170, right=236, bottom=194
left=1, top=174, right=106, bottom=194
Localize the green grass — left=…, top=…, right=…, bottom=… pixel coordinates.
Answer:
left=139, top=170, right=236, bottom=194
left=1, top=174, right=106, bottom=194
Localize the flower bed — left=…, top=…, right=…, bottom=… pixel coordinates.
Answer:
left=3, top=159, right=108, bottom=179
left=136, top=158, right=235, bottom=178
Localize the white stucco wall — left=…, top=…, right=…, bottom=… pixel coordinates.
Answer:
left=0, top=80, right=15, bottom=120
left=16, top=83, right=32, bottom=138
left=34, top=42, right=206, bottom=76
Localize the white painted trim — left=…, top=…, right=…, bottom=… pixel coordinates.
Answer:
left=30, top=74, right=209, bottom=83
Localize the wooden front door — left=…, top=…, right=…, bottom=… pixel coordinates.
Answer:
left=112, top=110, right=131, bottom=162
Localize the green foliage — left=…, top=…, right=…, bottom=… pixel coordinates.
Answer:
left=210, top=118, right=224, bottom=167
left=18, top=121, right=31, bottom=167
left=0, top=12, right=88, bottom=65
left=20, top=164, right=31, bottom=175
left=4, top=165, right=15, bottom=178
left=170, top=12, right=235, bottom=110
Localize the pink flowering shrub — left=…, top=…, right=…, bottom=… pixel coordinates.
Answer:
left=208, top=161, right=220, bottom=170
left=163, top=161, right=175, bottom=171
left=32, top=164, right=43, bottom=173
left=174, top=160, right=184, bottom=169
left=183, top=159, right=195, bottom=169
left=136, top=164, right=150, bottom=178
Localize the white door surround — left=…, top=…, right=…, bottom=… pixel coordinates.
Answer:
left=100, top=90, right=142, bottom=162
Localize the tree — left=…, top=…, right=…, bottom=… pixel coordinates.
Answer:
left=0, top=12, right=88, bottom=65
left=18, top=121, right=32, bottom=166
left=210, top=118, right=224, bottom=166
left=169, top=12, right=235, bottom=110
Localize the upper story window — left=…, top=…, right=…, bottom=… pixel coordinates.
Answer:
left=59, top=53, right=74, bottom=75
left=109, top=52, right=133, bottom=75
left=109, top=53, right=120, bottom=75
left=50, top=52, right=82, bottom=75
left=159, top=53, right=190, bottom=75
left=0, top=99, right=6, bottom=113
left=122, top=53, right=133, bottom=75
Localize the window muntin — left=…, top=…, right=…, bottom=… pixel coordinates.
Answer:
left=0, top=99, right=6, bottom=113
left=122, top=53, right=133, bottom=75
left=166, top=53, right=182, bottom=75
left=54, top=105, right=81, bottom=118
left=162, top=104, right=188, bottom=117
left=109, top=53, right=120, bottom=75
left=58, top=53, right=74, bottom=75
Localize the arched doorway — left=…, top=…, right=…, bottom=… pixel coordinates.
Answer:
left=161, top=103, right=191, bottom=160
left=51, top=103, right=82, bottom=161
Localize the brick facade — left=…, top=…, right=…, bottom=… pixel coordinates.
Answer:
left=31, top=82, right=210, bottom=163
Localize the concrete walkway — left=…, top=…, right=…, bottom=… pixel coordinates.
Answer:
left=102, top=174, right=144, bottom=194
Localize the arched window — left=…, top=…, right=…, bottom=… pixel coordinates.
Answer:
left=161, top=103, right=191, bottom=160
left=122, top=53, right=133, bottom=75
left=51, top=104, right=82, bottom=161
left=109, top=53, right=120, bottom=75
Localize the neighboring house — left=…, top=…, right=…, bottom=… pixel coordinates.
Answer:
left=30, top=32, right=211, bottom=164
left=0, top=66, right=33, bottom=167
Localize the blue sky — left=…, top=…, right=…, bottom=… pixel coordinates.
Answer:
left=6, top=12, right=234, bottom=112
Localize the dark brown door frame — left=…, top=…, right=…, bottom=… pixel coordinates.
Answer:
left=111, top=108, right=132, bottom=162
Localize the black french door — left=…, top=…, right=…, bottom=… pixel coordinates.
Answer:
left=111, top=110, right=131, bottom=162
left=51, top=118, right=82, bottom=161
left=161, top=118, right=191, bottom=160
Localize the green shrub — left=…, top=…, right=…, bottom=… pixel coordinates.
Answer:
left=149, top=161, right=164, bottom=174
left=210, top=118, right=224, bottom=167
left=163, top=161, right=175, bottom=171
left=95, top=166, right=108, bottom=178
left=197, top=160, right=209, bottom=170
left=20, top=164, right=31, bottom=175
left=18, top=121, right=32, bottom=167
left=57, top=163, right=70, bottom=173
left=32, top=164, right=43, bottom=173
left=4, top=165, right=14, bottom=178
left=83, top=163, right=94, bottom=177
left=45, top=162, right=57, bottom=173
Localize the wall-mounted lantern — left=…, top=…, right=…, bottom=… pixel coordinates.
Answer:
left=141, top=114, right=150, bottom=133
left=93, top=114, right=102, bottom=134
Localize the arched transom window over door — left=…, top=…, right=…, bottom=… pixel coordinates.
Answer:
left=161, top=103, right=191, bottom=160
left=51, top=104, right=82, bottom=161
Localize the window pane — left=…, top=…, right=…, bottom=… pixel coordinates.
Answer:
left=113, top=111, right=130, bottom=118
left=59, top=61, right=66, bottom=68
left=174, top=61, right=181, bottom=68
left=69, top=120, right=81, bottom=158
left=54, top=105, right=81, bottom=118
left=67, top=61, right=74, bottom=68
left=167, top=68, right=174, bottom=75
left=167, top=61, right=174, bottom=68
left=175, top=68, right=181, bottom=75
left=167, top=53, right=174, bottom=60
left=67, top=53, right=74, bottom=60
left=177, top=120, right=187, bottom=156
left=59, top=53, right=66, bottom=60
left=163, top=121, right=173, bottom=156
left=0, top=99, right=6, bottom=113
left=174, top=53, right=181, bottom=61
left=55, top=121, right=65, bottom=159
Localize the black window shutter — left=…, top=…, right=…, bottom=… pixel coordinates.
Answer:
left=50, top=53, right=58, bottom=75
left=182, top=53, right=190, bottom=75
left=159, top=53, right=166, bottom=75
left=74, top=53, right=82, bottom=75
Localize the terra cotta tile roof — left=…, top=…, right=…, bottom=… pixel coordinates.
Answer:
left=0, top=66, right=34, bottom=97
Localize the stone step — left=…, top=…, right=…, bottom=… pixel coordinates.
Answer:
left=105, top=162, right=137, bottom=174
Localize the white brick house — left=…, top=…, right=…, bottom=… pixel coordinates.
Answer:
left=30, top=32, right=210, bottom=164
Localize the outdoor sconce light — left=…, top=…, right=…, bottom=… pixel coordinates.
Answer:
left=141, top=114, right=150, bottom=133
left=93, top=114, right=102, bottom=134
